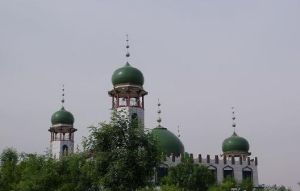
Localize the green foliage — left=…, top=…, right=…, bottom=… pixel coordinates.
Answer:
left=261, top=185, right=292, bottom=191
left=138, top=185, right=182, bottom=191
left=0, top=148, right=19, bottom=191
left=12, top=153, right=94, bottom=191
left=0, top=112, right=223, bottom=191
left=221, top=177, right=236, bottom=191
left=82, top=111, right=161, bottom=191
left=160, top=185, right=183, bottom=191
left=162, top=156, right=215, bottom=191
left=209, top=177, right=254, bottom=191
left=16, top=154, right=58, bottom=191
left=239, top=178, right=253, bottom=191
left=0, top=113, right=160, bottom=191
left=208, top=177, right=236, bottom=191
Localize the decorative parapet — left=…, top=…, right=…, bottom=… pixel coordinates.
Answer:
left=164, top=153, right=258, bottom=167
left=163, top=153, right=259, bottom=187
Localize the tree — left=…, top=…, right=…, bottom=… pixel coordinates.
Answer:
left=15, top=152, right=95, bottom=191
left=83, top=111, right=161, bottom=191
left=16, top=154, right=59, bottom=191
left=239, top=178, right=253, bottom=191
left=162, top=156, right=215, bottom=191
left=261, top=185, right=292, bottom=191
left=208, top=177, right=236, bottom=191
left=209, top=177, right=255, bottom=191
left=0, top=148, right=19, bottom=191
left=138, top=185, right=181, bottom=191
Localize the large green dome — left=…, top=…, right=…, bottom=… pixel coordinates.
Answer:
left=112, top=63, right=144, bottom=86
left=51, top=107, right=74, bottom=125
left=222, top=132, right=249, bottom=153
left=151, top=126, right=184, bottom=157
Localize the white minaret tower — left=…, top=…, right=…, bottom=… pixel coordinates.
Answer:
left=108, top=35, right=147, bottom=128
left=48, top=86, right=77, bottom=159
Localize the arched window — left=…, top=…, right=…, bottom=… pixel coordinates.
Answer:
left=62, top=145, right=69, bottom=156
left=208, top=165, right=217, bottom=182
left=242, top=167, right=253, bottom=181
left=156, top=165, right=168, bottom=184
left=131, top=113, right=138, bottom=120
left=223, top=166, right=234, bottom=179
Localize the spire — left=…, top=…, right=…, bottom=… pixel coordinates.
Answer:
left=157, top=99, right=162, bottom=127
left=177, top=125, right=181, bottom=138
left=232, top=107, right=236, bottom=134
left=125, top=34, right=130, bottom=63
left=61, top=84, right=65, bottom=108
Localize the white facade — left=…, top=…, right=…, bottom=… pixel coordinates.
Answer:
left=164, top=154, right=259, bottom=187
left=49, top=124, right=76, bottom=159
left=109, top=84, right=147, bottom=129
left=117, top=106, right=145, bottom=128
left=50, top=139, right=74, bottom=159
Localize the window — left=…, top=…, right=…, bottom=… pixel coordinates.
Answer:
left=62, top=145, right=69, bottom=156
left=131, top=113, right=138, bottom=120
left=242, top=167, right=252, bottom=181
left=156, top=166, right=168, bottom=184
left=223, top=166, right=234, bottom=178
left=208, top=166, right=217, bottom=182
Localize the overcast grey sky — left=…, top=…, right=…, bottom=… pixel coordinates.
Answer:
left=0, top=0, right=300, bottom=190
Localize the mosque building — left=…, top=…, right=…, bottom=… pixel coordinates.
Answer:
left=48, top=37, right=259, bottom=187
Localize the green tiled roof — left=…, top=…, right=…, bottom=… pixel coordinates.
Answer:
left=112, top=63, right=144, bottom=86
left=152, top=126, right=184, bottom=157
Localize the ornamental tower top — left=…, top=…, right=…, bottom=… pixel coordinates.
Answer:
left=49, top=85, right=77, bottom=159
left=108, top=36, right=147, bottom=128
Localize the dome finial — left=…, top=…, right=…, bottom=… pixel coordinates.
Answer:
left=231, top=106, right=236, bottom=133
left=157, top=98, right=162, bottom=126
left=61, top=84, right=65, bottom=108
left=177, top=125, right=181, bottom=138
left=125, top=34, right=130, bottom=62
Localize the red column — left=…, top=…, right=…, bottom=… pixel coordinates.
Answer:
left=137, top=97, right=141, bottom=108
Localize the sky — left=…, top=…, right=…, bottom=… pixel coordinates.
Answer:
left=0, top=0, right=300, bottom=190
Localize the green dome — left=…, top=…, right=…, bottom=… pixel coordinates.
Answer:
left=222, top=132, right=249, bottom=153
left=151, top=126, right=184, bottom=157
left=51, top=107, right=74, bottom=125
left=112, top=63, right=144, bottom=86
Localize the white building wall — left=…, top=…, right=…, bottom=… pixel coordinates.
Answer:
left=117, top=107, right=144, bottom=128
left=165, top=155, right=259, bottom=187
left=50, top=140, right=74, bottom=159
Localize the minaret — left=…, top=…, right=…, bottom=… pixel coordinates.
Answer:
left=108, top=35, right=147, bottom=128
left=48, top=86, right=77, bottom=159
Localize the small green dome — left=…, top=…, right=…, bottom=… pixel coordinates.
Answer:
left=151, top=126, right=184, bottom=157
left=51, top=107, right=74, bottom=125
left=112, top=63, right=144, bottom=86
left=222, top=132, right=249, bottom=153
